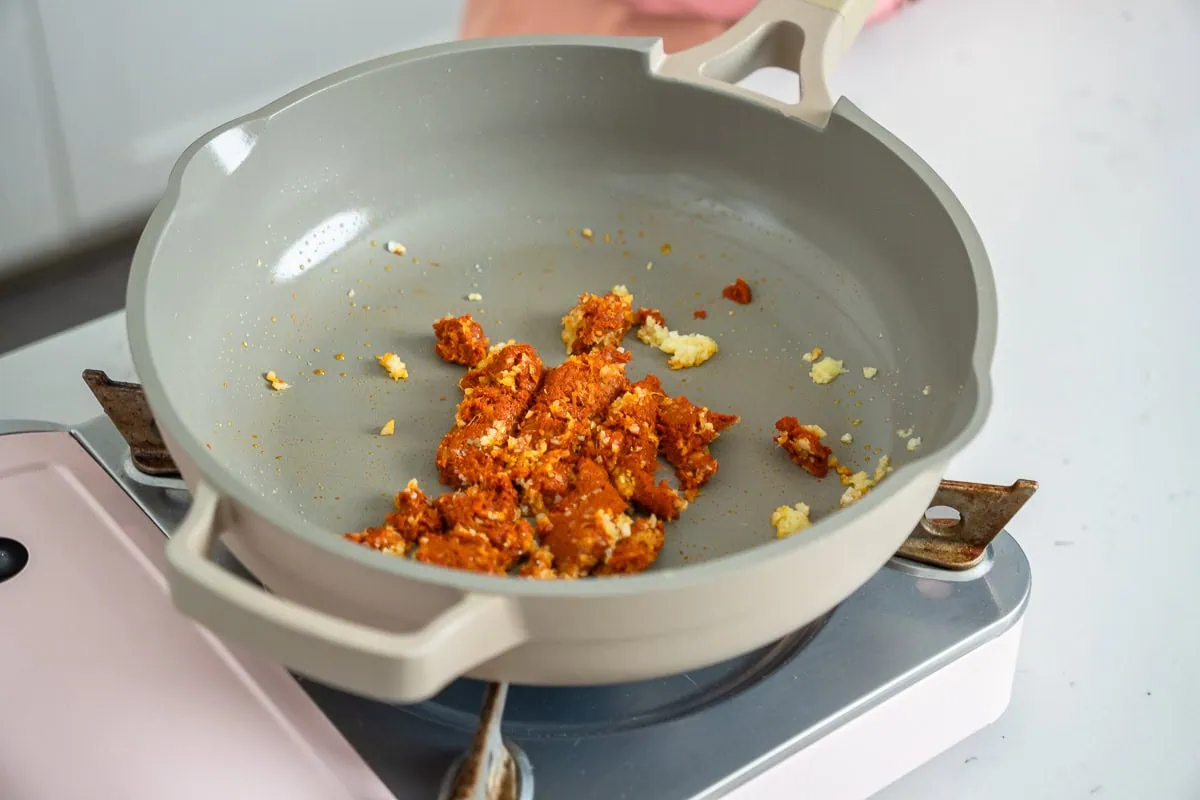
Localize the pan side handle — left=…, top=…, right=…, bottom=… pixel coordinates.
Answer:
left=653, top=0, right=873, bottom=127
left=165, top=482, right=528, bottom=703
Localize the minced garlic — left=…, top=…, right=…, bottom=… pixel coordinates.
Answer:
left=810, top=357, right=848, bottom=385
left=770, top=503, right=812, bottom=538
left=377, top=352, right=409, bottom=381
left=838, top=455, right=893, bottom=507
left=264, top=371, right=289, bottom=391
left=637, top=316, right=719, bottom=369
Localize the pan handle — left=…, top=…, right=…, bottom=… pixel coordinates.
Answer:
left=165, top=482, right=529, bottom=703
left=653, top=0, right=873, bottom=126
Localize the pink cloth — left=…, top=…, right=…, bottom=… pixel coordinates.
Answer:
left=627, top=0, right=758, bottom=20
left=626, top=0, right=909, bottom=25
left=462, top=0, right=912, bottom=50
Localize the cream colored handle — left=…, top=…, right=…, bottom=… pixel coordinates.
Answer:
left=165, top=482, right=528, bottom=703
left=653, top=0, right=873, bottom=126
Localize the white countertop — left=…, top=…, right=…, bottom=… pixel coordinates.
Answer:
left=2, top=0, right=1198, bottom=796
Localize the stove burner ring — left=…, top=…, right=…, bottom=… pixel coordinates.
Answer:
left=404, top=611, right=833, bottom=739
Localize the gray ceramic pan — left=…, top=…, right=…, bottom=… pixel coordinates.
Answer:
left=127, top=0, right=997, bottom=702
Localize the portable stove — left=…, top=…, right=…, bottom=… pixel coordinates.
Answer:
left=0, top=369, right=1034, bottom=800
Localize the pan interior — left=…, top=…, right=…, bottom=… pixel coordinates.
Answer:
left=139, top=41, right=983, bottom=571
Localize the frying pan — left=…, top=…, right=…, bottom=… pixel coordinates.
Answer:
left=127, top=0, right=995, bottom=702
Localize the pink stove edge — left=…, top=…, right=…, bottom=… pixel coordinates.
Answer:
left=0, top=431, right=396, bottom=800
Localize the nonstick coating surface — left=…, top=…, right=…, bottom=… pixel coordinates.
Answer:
left=134, top=40, right=984, bottom=573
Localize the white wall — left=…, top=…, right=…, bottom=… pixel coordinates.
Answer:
left=0, top=0, right=464, bottom=276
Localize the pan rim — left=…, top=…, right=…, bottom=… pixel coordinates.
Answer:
left=126, top=34, right=996, bottom=598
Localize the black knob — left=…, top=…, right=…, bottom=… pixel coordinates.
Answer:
left=0, top=537, right=29, bottom=584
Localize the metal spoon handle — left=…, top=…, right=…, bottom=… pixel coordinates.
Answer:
left=441, top=682, right=519, bottom=800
